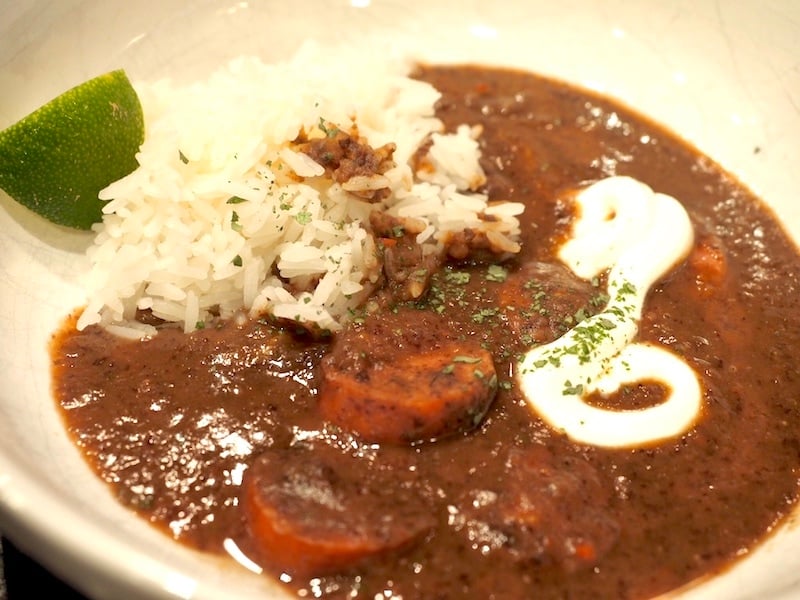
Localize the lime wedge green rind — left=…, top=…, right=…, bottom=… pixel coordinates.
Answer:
left=0, top=69, right=144, bottom=230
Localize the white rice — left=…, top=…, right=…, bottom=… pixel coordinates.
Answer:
left=77, top=42, right=524, bottom=338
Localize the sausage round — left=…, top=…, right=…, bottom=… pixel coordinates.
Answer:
left=318, top=308, right=497, bottom=444
left=242, top=445, right=434, bottom=577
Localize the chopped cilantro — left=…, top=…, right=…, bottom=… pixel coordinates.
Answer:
left=453, top=356, right=482, bottom=364
left=445, top=270, right=471, bottom=285
left=615, top=281, right=637, bottom=301
left=574, top=307, right=590, bottom=323
left=590, top=291, right=611, bottom=307
left=230, top=211, right=243, bottom=232
left=318, top=117, right=339, bottom=138
left=563, top=381, right=584, bottom=396
left=596, top=317, right=617, bottom=330
left=472, top=307, right=499, bottom=323
left=485, top=264, right=508, bottom=282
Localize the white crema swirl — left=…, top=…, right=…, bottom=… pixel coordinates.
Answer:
left=518, top=176, right=702, bottom=448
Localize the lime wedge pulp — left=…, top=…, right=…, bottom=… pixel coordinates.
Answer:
left=0, top=69, right=144, bottom=230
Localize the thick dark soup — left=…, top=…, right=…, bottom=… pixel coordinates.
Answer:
left=51, top=65, right=800, bottom=599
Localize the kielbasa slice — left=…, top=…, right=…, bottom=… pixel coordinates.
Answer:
left=242, top=445, right=434, bottom=577
left=319, top=308, right=497, bottom=444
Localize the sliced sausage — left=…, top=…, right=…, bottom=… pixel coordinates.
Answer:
left=319, top=308, right=497, bottom=444
left=242, top=445, right=434, bottom=577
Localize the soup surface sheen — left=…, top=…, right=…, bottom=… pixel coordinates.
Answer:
left=52, top=65, right=800, bottom=599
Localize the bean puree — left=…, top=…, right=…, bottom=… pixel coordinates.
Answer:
left=51, top=65, right=800, bottom=599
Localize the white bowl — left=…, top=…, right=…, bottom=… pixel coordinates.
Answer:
left=1, top=1, right=798, bottom=598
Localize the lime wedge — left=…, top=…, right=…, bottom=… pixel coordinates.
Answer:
left=0, top=70, right=144, bottom=230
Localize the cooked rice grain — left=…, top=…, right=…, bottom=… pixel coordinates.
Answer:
left=77, top=43, right=523, bottom=337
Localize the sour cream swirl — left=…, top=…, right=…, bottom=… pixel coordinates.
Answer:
left=518, top=176, right=702, bottom=448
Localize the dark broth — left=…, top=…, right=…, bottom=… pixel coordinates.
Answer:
left=51, top=65, right=800, bottom=599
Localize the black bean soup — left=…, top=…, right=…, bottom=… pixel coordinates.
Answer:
left=51, top=65, right=800, bottom=599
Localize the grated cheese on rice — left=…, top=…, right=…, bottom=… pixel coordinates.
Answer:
left=77, top=43, right=524, bottom=338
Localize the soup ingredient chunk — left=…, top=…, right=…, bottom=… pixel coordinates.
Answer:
left=295, top=121, right=397, bottom=201
left=497, top=261, right=603, bottom=345
left=0, top=70, right=143, bottom=229
left=242, top=445, right=435, bottom=576
left=452, top=446, right=619, bottom=573
left=369, top=211, right=443, bottom=302
left=319, top=307, right=497, bottom=444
